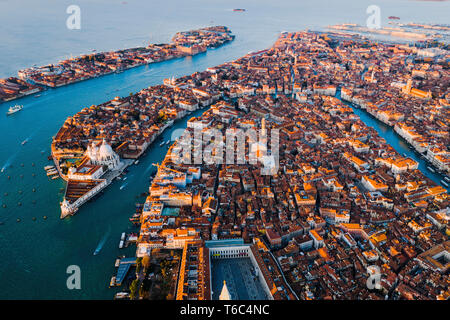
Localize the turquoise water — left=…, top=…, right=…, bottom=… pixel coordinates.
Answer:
left=0, top=0, right=449, bottom=299
left=0, top=50, right=251, bottom=300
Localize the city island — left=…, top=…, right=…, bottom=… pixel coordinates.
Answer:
left=0, top=26, right=234, bottom=102
left=51, top=29, right=449, bottom=300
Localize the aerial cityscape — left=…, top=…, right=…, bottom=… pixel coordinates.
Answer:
left=0, top=0, right=448, bottom=307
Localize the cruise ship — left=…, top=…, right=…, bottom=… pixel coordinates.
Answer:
left=6, top=104, right=23, bottom=115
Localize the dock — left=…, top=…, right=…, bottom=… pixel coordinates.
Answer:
left=110, top=257, right=136, bottom=287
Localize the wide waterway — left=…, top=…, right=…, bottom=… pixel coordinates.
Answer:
left=0, top=0, right=449, bottom=299
left=0, top=44, right=262, bottom=300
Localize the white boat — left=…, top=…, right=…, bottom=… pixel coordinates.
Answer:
left=159, top=142, right=165, bottom=147
left=427, top=166, right=436, bottom=173
left=166, top=140, right=170, bottom=145
left=114, top=292, right=130, bottom=299
left=119, top=240, right=124, bottom=249
left=134, top=160, right=139, bottom=165
left=121, top=232, right=126, bottom=241
left=7, top=105, right=23, bottom=115
left=441, top=180, right=449, bottom=187
left=44, top=165, right=55, bottom=170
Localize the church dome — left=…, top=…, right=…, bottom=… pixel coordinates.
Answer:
left=98, top=139, right=115, bottom=159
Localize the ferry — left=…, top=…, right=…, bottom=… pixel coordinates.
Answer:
left=427, top=166, right=436, bottom=173
left=6, top=105, right=23, bottom=115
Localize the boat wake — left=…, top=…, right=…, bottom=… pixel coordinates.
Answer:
left=21, top=129, right=40, bottom=146
left=93, top=227, right=111, bottom=255
left=1, top=154, right=17, bottom=173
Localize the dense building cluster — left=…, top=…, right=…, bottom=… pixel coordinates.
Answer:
left=54, top=30, right=449, bottom=299
left=0, top=77, right=42, bottom=102
left=11, top=26, right=233, bottom=89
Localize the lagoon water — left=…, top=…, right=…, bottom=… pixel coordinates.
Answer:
left=0, top=0, right=448, bottom=299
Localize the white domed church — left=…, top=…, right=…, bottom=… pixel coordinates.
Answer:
left=86, top=139, right=121, bottom=170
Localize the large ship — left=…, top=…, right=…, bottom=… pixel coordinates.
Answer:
left=6, top=104, right=23, bottom=115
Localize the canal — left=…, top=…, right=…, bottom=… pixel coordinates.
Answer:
left=0, top=34, right=274, bottom=299
left=0, top=25, right=448, bottom=299
left=337, top=90, right=449, bottom=192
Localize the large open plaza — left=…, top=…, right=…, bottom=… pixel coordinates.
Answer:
left=211, top=258, right=268, bottom=300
